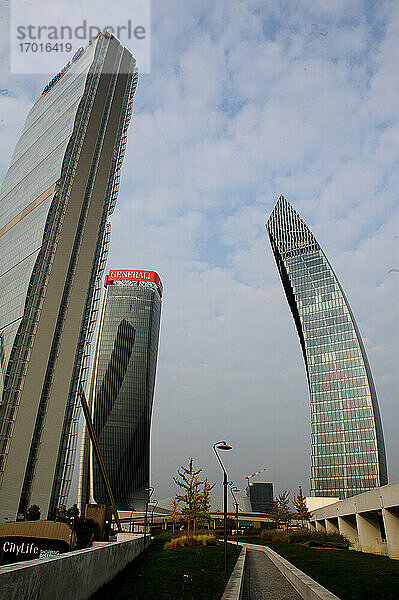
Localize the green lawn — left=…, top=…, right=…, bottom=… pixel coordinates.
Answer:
left=268, top=543, right=399, bottom=600
left=91, top=541, right=240, bottom=600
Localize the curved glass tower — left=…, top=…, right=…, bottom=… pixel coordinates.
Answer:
left=267, top=196, right=387, bottom=499
left=79, top=269, right=162, bottom=511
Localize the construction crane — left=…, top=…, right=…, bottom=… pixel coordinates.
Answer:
left=245, top=468, right=267, bottom=490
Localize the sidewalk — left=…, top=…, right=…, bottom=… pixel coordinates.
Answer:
left=242, top=547, right=302, bottom=600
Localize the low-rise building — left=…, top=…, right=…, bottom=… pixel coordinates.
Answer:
left=309, top=481, right=399, bottom=559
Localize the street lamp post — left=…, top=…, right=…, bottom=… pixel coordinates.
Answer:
left=213, top=441, right=232, bottom=573
left=150, top=500, right=158, bottom=532
left=129, top=505, right=135, bottom=533
left=144, top=487, right=154, bottom=547
left=230, top=486, right=240, bottom=547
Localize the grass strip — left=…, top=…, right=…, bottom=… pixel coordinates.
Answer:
left=269, top=543, right=399, bottom=600
left=91, top=540, right=240, bottom=600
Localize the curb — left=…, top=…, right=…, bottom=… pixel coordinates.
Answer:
left=221, top=545, right=247, bottom=600
left=244, top=543, right=341, bottom=600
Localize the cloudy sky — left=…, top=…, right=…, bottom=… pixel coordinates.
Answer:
left=1, top=1, right=398, bottom=503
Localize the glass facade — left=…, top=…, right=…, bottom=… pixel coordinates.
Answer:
left=0, top=42, right=97, bottom=400
left=266, top=196, right=387, bottom=499
left=82, top=277, right=161, bottom=511
left=0, top=33, right=137, bottom=521
left=248, top=482, right=274, bottom=513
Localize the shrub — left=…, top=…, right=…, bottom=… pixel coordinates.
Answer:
left=175, top=528, right=212, bottom=538
left=25, top=504, right=41, bottom=521
left=259, top=528, right=350, bottom=548
left=164, top=534, right=218, bottom=549
left=241, top=527, right=260, bottom=538
left=272, top=532, right=291, bottom=543
left=193, top=528, right=214, bottom=536
left=74, top=517, right=99, bottom=549
left=156, top=530, right=173, bottom=542
left=157, top=527, right=214, bottom=543
left=260, top=529, right=290, bottom=544
left=259, top=529, right=277, bottom=542
left=288, top=528, right=312, bottom=544
left=308, top=530, right=350, bottom=549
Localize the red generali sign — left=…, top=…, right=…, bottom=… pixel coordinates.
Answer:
left=105, top=269, right=163, bottom=296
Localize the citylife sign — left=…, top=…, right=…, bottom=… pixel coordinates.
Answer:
left=105, top=269, right=163, bottom=296
left=2, top=540, right=39, bottom=557
left=1, top=538, right=61, bottom=564
left=10, top=0, right=151, bottom=74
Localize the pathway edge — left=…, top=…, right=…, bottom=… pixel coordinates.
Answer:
left=243, top=543, right=341, bottom=600
left=221, top=545, right=247, bottom=600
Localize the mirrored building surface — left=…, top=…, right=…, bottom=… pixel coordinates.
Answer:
left=79, top=270, right=162, bottom=512
left=0, top=33, right=137, bottom=520
left=266, top=196, right=387, bottom=499
left=247, top=482, right=274, bottom=513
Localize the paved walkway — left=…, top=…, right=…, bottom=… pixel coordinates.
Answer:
left=242, top=547, right=302, bottom=600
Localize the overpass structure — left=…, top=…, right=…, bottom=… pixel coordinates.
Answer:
left=115, top=510, right=275, bottom=529
left=209, top=511, right=273, bottom=525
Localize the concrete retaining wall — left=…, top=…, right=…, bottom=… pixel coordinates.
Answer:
left=0, top=534, right=148, bottom=600
left=222, top=545, right=246, bottom=600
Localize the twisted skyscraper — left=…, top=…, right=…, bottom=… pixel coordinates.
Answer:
left=267, top=196, right=387, bottom=499
left=79, top=270, right=162, bottom=512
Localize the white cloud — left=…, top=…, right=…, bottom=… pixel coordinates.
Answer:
left=367, top=3, right=399, bottom=121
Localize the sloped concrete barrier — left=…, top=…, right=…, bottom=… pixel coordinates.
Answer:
left=221, top=545, right=247, bottom=600
left=0, top=535, right=148, bottom=600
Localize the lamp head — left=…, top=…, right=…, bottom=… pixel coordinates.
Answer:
left=216, top=441, right=232, bottom=451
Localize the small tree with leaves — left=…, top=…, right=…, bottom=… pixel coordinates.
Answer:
left=174, top=458, right=203, bottom=536
left=169, top=498, right=181, bottom=534
left=271, top=498, right=283, bottom=529
left=25, top=504, right=41, bottom=521
left=293, top=486, right=311, bottom=526
left=197, top=478, right=216, bottom=529
left=277, top=490, right=292, bottom=530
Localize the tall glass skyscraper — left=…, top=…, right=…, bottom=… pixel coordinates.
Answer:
left=266, top=196, right=387, bottom=499
left=78, top=269, right=162, bottom=512
left=0, top=33, right=137, bottom=521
